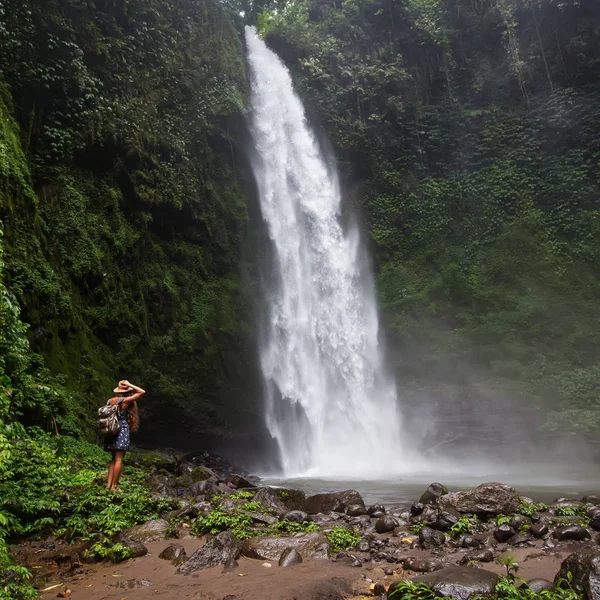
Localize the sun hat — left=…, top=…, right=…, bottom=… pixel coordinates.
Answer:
left=113, top=382, right=133, bottom=394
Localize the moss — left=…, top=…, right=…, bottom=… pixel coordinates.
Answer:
left=191, top=466, right=209, bottom=482
left=174, top=475, right=192, bottom=489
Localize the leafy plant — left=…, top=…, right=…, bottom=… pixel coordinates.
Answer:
left=449, top=516, right=476, bottom=537
left=272, top=519, right=320, bottom=534
left=191, top=507, right=255, bottom=539
left=324, top=527, right=361, bottom=552
left=388, top=580, right=437, bottom=600
left=85, top=540, right=135, bottom=563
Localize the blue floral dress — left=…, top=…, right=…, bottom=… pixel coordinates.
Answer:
left=104, top=399, right=130, bottom=452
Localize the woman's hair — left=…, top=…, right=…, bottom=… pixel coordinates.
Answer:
left=127, top=401, right=140, bottom=433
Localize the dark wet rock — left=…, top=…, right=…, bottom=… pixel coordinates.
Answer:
left=159, top=543, right=186, bottom=562
left=357, top=540, right=371, bottom=552
left=510, top=515, right=532, bottom=531
left=190, top=480, right=220, bottom=498
left=375, top=516, right=399, bottom=534
left=545, top=538, right=557, bottom=549
left=460, top=549, right=494, bottom=563
left=531, top=523, right=549, bottom=538
left=555, top=549, right=600, bottom=599
left=278, top=547, right=303, bottom=567
left=242, top=532, right=331, bottom=561
left=553, top=525, right=591, bottom=541
left=583, top=496, right=600, bottom=505
left=507, top=534, right=534, bottom=546
left=522, top=578, right=554, bottom=593
left=178, top=532, right=242, bottom=574
left=493, top=524, right=516, bottom=543
left=403, top=557, right=446, bottom=573
left=306, top=490, right=364, bottom=514
left=253, top=487, right=306, bottom=516
left=225, top=474, right=255, bottom=489
left=111, top=578, right=153, bottom=589
left=368, top=504, right=386, bottom=516
left=124, top=519, right=170, bottom=544
left=458, top=535, right=480, bottom=549
left=373, top=583, right=386, bottom=596
left=384, top=568, right=394, bottom=576
left=373, top=551, right=395, bottom=563
left=435, top=510, right=460, bottom=531
left=588, top=510, right=600, bottom=531
left=347, top=504, right=368, bottom=517
left=420, top=483, right=449, bottom=506
left=389, top=566, right=499, bottom=600
left=240, top=510, right=279, bottom=526
left=419, top=527, right=446, bottom=549
left=351, top=558, right=362, bottom=567
left=284, top=510, right=312, bottom=523
left=438, top=483, right=520, bottom=516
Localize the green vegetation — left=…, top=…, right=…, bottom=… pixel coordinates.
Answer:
left=323, top=527, right=361, bottom=553
left=272, top=519, right=320, bottom=534
left=449, top=516, right=477, bottom=537
left=191, top=507, right=255, bottom=539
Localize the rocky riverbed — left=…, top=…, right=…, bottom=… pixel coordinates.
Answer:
left=12, top=452, right=600, bottom=599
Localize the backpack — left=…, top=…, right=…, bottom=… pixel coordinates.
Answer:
left=98, top=400, right=121, bottom=436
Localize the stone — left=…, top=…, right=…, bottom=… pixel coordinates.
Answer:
left=159, top=543, right=186, bottom=562
left=357, top=540, right=370, bottom=552
left=347, top=504, right=368, bottom=516
left=111, top=578, right=153, bottom=589
left=522, top=578, right=554, bottom=593
left=225, top=474, right=255, bottom=489
left=583, top=496, right=600, bottom=505
left=372, top=583, right=386, bottom=596
left=178, top=531, right=242, bottom=574
left=510, top=515, right=532, bottom=530
left=241, top=532, right=331, bottom=561
left=553, top=525, right=591, bottom=541
left=411, top=502, right=425, bottom=516
left=435, top=510, right=460, bottom=531
left=493, top=524, right=515, bottom=543
left=116, top=533, right=148, bottom=558
left=375, top=516, right=399, bottom=534
left=283, top=510, right=312, bottom=523
left=368, top=505, right=386, bottom=516
left=419, top=526, right=446, bottom=549
left=124, top=519, right=170, bottom=544
left=438, top=483, right=520, bottom=516
left=507, top=534, right=534, bottom=546
left=278, top=547, right=303, bottom=567
left=531, top=523, right=549, bottom=538
left=555, top=549, right=600, bottom=600
left=461, top=549, right=494, bottom=563
left=403, top=557, right=446, bottom=573
left=420, top=483, right=449, bottom=505
left=306, top=490, right=364, bottom=514
left=389, top=566, right=499, bottom=600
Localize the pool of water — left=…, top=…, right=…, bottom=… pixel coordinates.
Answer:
left=262, top=465, right=600, bottom=508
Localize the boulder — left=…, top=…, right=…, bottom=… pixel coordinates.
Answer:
left=555, top=549, right=600, bottom=600
left=420, top=483, right=449, bottom=505
left=553, top=525, right=591, bottom=541
left=178, top=532, right=242, bottom=574
left=254, top=487, right=306, bottom=516
left=402, top=557, right=446, bottom=573
left=124, top=519, right=170, bottom=544
left=283, top=510, right=312, bottom=524
left=242, top=533, right=331, bottom=561
left=375, top=516, right=399, bottom=534
left=493, top=525, right=516, bottom=543
left=435, top=510, right=460, bottom=531
left=116, top=533, right=148, bottom=558
left=531, top=523, right=549, bottom=538
left=438, top=483, right=520, bottom=516
left=306, top=490, right=364, bottom=514
left=507, top=534, right=534, bottom=546
left=522, top=578, right=554, bottom=593
left=278, top=547, right=303, bottom=567
left=411, top=503, right=425, bottom=516
left=158, top=543, right=186, bottom=562
left=225, top=474, right=255, bottom=489
left=460, top=549, right=494, bottom=563
left=389, top=566, right=499, bottom=600
left=368, top=505, right=386, bottom=516
left=419, top=527, right=446, bottom=549
left=347, top=504, right=368, bottom=517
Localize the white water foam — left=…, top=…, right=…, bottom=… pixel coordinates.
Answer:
left=245, top=26, right=422, bottom=478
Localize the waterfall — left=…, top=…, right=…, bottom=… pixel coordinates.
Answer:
left=245, top=27, right=408, bottom=478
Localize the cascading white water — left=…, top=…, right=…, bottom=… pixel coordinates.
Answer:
left=246, top=27, right=410, bottom=478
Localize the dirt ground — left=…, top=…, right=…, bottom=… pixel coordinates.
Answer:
left=17, top=535, right=582, bottom=600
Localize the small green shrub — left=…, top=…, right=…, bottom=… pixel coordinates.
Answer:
left=85, top=540, right=135, bottom=562
left=324, top=527, right=361, bottom=552
left=190, top=508, right=254, bottom=539
left=190, top=466, right=209, bottom=482
left=388, top=580, right=437, bottom=600
left=272, top=519, right=320, bottom=534
left=449, top=516, right=476, bottom=537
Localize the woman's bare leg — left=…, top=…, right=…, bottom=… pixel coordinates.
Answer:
left=111, top=450, right=125, bottom=490
left=106, top=452, right=116, bottom=490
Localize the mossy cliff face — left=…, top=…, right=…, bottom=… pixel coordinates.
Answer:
left=0, top=0, right=263, bottom=448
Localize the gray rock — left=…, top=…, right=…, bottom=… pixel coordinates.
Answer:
left=117, top=532, right=148, bottom=558
left=178, top=531, right=242, bottom=574
left=254, top=487, right=307, bottom=516
left=438, top=483, right=520, bottom=516
left=403, top=557, right=446, bottom=572
left=159, top=543, right=186, bottom=562
left=553, top=525, right=591, bottom=541
left=357, top=540, right=370, bottom=552
left=123, top=519, right=170, bottom=544
left=460, top=549, right=494, bottom=564
left=419, top=526, right=446, bottom=549
left=283, top=510, right=312, bottom=524
left=375, top=516, right=399, bottom=534
left=306, top=490, right=364, bottom=514
left=420, top=483, right=449, bottom=506
left=507, top=534, right=534, bottom=546
left=522, top=578, right=554, bottom=593
left=531, top=523, right=549, bottom=538
left=111, top=578, right=153, bottom=589
left=510, top=515, right=532, bottom=531
left=225, top=474, right=255, bottom=489
left=278, top=547, right=303, bottom=567
left=347, top=504, right=368, bottom=516
left=368, top=505, right=386, bottom=516
left=435, top=510, right=460, bottom=531
left=493, top=524, right=515, bottom=543
left=241, top=532, right=331, bottom=561
left=389, top=566, right=499, bottom=600
left=555, top=549, right=600, bottom=600
left=411, top=503, right=425, bottom=516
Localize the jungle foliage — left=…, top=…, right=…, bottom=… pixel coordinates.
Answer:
left=260, top=0, right=600, bottom=441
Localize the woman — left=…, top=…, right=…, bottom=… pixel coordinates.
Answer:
left=104, top=379, right=145, bottom=491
